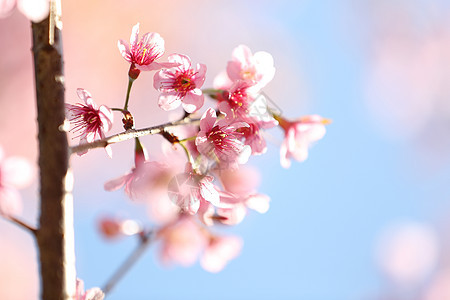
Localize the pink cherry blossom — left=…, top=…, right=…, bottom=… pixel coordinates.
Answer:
left=217, top=80, right=258, bottom=120
left=118, top=23, right=178, bottom=75
left=216, top=191, right=270, bottom=225
left=0, top=0, right=49, bottom=23
left=98, top=216, right=141, bottom=239
left=76, top=279, right=104, bottom=300
left=218, top=166, right=260, bottom=195
left=213, top=167, right=270, bottom=225
left=226, top=44, right=275, bottom=91
left=0, top=147, right=34, bottom=217
left=104, top=161, right=169, bottom=201
left=200, top=235, right=243, bottom=273
left=154, top=54, right=206, bottom=113
left=167, top=167, right=220, bottom=215
left=157, top=216, right=208, bottom=267
left=196, top=108, right=251, bottom=167
left=66, top=88, right=113, bottom=157
left=278, top=114, right=330, bottom=168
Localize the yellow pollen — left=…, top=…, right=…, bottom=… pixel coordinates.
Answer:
left=140, top=48, right=147, bottom=64
left=321, top=118, right=332, bottom=125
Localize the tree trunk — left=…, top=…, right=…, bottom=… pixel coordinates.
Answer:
left=32, top=1, right=76, bottom=299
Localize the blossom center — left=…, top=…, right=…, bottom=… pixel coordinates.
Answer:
left=173, top=71, right=196, bottom=93
left=207, top=125, right=240, bottom=153
left=132, top=43, right=159, bottom=66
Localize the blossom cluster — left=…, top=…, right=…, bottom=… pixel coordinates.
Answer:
left=65, top=23, right=329, bottom=273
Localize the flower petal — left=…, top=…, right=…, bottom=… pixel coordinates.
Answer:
left=117, top=39, right=131, bottom=63
left=104, top=173, right=131, bottom=191
left=158, top=93, right=182, bottom=111
left=167, top=53, right=192, bottom=69
left=130, top=23, right=140, bottom=46
left=181, top=90, right=204, bottom=113
left=199, top=108, right=216, bottom=133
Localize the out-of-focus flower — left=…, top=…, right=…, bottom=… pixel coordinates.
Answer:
left=104, top=161, right=169, bottom=200
left=157, top=217, right=207, bottom=267
left=0, top=0, right=49, bottom=23
left=167, top=167, right=220, bottom=215
left=424, top=270, right=450, bottom=300
left=76, top=279, right=104, bottom=300
left=98, top=216, right=141, bottom=239
left=200, top=235, right=243, bottom=273
left=157, top=216, right=241, bottom=272
left=196, top=108, right=251, bottom=168
left=375, top=221, right=440, bottom=286
left=154, top=54, right=206, bottom=113
left=276, top=114, right=329, bottom=168
left=66, top=88, right=113, bottom=157
left=0, top=147, right=34, bottom=217
left=206, top=167, right=270, bottom=225
left=118, top=23, right=178, bottom=78
left=216, top=190, right=270, bottom=225
left=226, top=44, right=275, bottom=91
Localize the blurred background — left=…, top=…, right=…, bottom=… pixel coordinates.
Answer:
left=1, top=0, right=450, bottom=299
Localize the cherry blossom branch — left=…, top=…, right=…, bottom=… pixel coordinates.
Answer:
left=32, top=1, right=77, bottom=299
left=70, top=117, right=201, bottom=155
left=5, top=215, right=37, bottom=234
left=102, top=231, right=153, bottom=295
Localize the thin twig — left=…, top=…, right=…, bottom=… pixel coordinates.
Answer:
left=102, top=231, right=153, bottom=295
left=69, top=117, right=201, bottom=155
left=5, top=216, right=37, bottom=235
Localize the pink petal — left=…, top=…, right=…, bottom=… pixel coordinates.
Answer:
left=245, top=194, right=270, bottom=214
left=130, top=23, right=140, bottom=46
left=197, top=201, right=215, bottom=227
left=117, top=39, right=131, bottom=63
left=199, top=108, right=217, bottom=133
left=216, top=205, right=247, bottom=225
left=137, top=61, right=179, bottom=72
left=193, top=63, right=207, bottom=87
left=158, top=92, right=182, bottom=111
left=105, top=145, right=113, bottom=159
left=220, top=166, right=260, bottom=195
left=195, top=133, right=210, bottom=156
left=237, top=145, right=251, bottom=164
left=153, top=69, right=173, bottom=90
left=199, top=177, right=220, bottom=206
left=253, top=51, right=275, bottom=86
left=227, top=45, right=252, bottom=81
left=279, top=139, right=291, bottom=169
left=226, top=61, right=243, bottom=82
left=141, top=32, right=164, bottom=54
left=83, top=287, right=104, bottom=300
left=76, top=88, right=94, bottom=107
left=104, top=173, right=131, bottom=191
left=200, top=236, right=242, bottom=273
left=232, top=45, right=252, bottom=64
left=181, top=90, right=204, bottom=113
left=167, top=53, right=191, bottom=69
left=98, top=105, right=113, bottom=132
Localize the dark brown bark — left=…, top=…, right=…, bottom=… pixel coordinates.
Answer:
left=32, top=2, right=76, bottom=299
